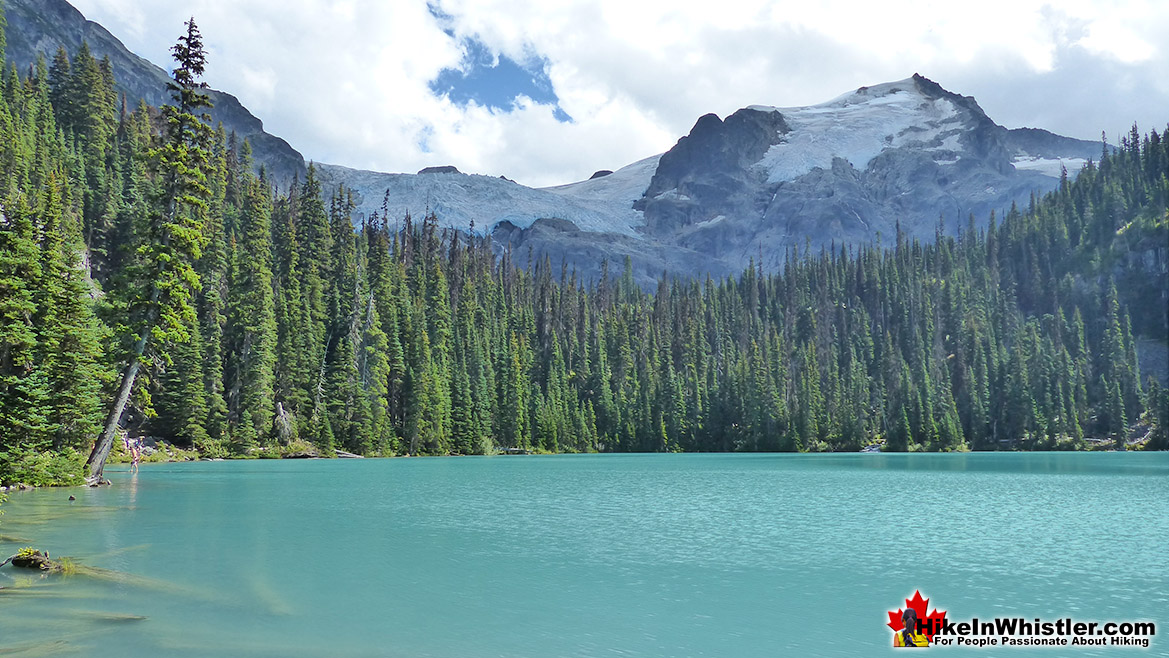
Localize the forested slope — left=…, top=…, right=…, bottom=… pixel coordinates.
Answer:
left=0, top=17, right=1165, bottom=484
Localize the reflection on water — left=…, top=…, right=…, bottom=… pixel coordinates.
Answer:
left=1, top=454, right=1166, bottom=657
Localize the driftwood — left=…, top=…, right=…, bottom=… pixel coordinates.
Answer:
left=3, top=550, right=64, bottom=573
left=283, top=448, right=365, bottom=459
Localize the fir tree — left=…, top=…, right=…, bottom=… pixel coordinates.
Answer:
left=86, top=19, right=216, bottom=482
left=227, top=174, right=278, bottom=447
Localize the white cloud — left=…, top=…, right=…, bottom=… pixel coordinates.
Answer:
left=236, top=65, right=277, bottom=112
left=69, top=0, right=1169, bottom=188
left=1074, top=18, right=1157, bottom=64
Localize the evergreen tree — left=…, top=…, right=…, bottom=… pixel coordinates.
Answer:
left=0, top=189, right=50, bottom=453
left=226, top=174, right=277, bottom=447
left=87, top=19, right=216, bottom=482
left=0, top=12, right=1165, bottom=477
left=33, top=175, right=105, bottom=449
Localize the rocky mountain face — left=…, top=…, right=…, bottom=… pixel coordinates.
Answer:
left=630, top=75, right=1100, bottom=273
left=3, top=0, right=305, bottom=184
left=9, top=0, right=1102, bottom=288
left=328, top=75, right=1100, bottom=286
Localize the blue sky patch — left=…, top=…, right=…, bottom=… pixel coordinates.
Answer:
left=417, top=125, right=434, bottom=154
left=427, top=2, right=457, bottom=38
left=429, top=37, right=572, bottom=123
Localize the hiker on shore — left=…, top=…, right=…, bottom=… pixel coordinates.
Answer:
left=124, top=435, right=140, bottom=473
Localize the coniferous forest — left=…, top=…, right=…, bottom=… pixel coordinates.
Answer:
left=1, top=17, right=1167, bottom=485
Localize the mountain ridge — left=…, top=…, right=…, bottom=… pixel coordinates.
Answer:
left=324, top=74, right=1101, bottom=285
left=622, top=73, right=1101, bottom=276
left=3, top=0, right=306, bottom=183
left=6, top=0, right=1105, bottom=287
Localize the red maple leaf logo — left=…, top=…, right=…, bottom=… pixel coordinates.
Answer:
left=887, top=590, right=947, bottom=643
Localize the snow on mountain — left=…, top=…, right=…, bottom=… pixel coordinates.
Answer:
left=1011, top=155, right=1088, bottom=178
left=315, top=163, right=651, bottom=238
left=320, top=74, right=1102, bottom=287
left=542, top=155, right=661, bottom=223
left=752, top=78, right=965, bottom=184
left=8, top=0, right=1106, bottom=288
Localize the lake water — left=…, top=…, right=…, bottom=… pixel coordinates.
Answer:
left=0, top=453, right=1165, bottom=656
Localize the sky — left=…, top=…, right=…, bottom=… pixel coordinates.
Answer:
left=69, top=0, right=1169, bottom=188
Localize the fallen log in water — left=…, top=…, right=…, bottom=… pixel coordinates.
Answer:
left=2, top=549, right=65, bottom=573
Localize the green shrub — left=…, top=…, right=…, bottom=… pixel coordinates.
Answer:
left=280, top=439, right=318, bottom=457
left=140, top=443, right=200, bottom=463
left=0, top=449, right=86, bottom=487
left=198, top=437, right=230, bottom=459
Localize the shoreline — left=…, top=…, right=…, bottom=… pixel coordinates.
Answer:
left=2, top=442, right=1161, bottom=494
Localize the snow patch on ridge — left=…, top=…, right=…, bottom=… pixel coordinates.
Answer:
left=752, top=78, right=964, bottom=184
left=542, top=154, right=660, bottom=234
left=1012, top=155, right=1087, bottom=179
left=318, top=158, right=658, bottom=238
left=545, top=155, right=660, bottom=205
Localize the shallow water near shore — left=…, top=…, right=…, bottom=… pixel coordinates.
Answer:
left=1, top=453, right=1165, bottom=656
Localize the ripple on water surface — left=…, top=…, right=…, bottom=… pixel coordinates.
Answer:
left=0, top=452, right=1165, bottom=657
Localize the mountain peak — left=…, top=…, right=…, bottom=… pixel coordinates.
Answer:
left=325, top=73, right=1100, bottom=285
left=737, top=76, right=979, bottom=187
left=745, top=74, right=989, bottom=125
left=625, top=75, right=1101, bottom=274
left=832, top=75, right=928, bottom=104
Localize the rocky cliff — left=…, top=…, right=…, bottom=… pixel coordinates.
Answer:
left=630, top=74, right=1101, bottom=273
left=3, top=0, right=305, bottom=184
left=326, top=75, right=1101, bottom=286
left=6, top=0, right=1105, bottom=288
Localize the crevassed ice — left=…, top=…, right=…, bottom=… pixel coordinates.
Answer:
left=320, top=156, right=663, bottom=238
left=1012, top=156, right=1088, bottom=179
left=545, top=155, right=661, bottom=205
left=752, top=82, right=962, bottom=184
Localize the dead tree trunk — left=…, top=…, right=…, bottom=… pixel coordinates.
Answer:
left=85, top=360, right=142, bottom=485
left=86, top=288, right=158, bottom=485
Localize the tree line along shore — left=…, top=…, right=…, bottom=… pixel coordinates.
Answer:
left=1, top=17, right=1166, bottom=488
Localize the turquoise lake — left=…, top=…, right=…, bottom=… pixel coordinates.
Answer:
left=0, top=453, right=1165, bottom=656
